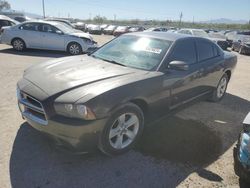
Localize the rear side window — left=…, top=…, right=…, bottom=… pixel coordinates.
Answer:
left=196, top=40, right=214, bottom=61
left=20, top=23, right=41, bottom=31
left=169, top=39, right=197, bottom=64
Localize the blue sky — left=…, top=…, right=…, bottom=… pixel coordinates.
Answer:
left=8, top=0, right=250, bottom=21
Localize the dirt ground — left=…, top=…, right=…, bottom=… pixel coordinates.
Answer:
left=0, top=34, right=250, bottom=188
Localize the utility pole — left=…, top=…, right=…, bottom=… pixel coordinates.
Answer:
left=42, top=0, right=45, bottom=18
left=193, top=16, right=194, bottom=25
left=179, top=12, right=183, bottom=27
left=114, top=14, right=116, bottom=22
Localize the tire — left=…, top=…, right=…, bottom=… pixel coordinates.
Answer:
left=67, top=42, right=82, bottom=55
left=98, top=103, right=144, bottom=156
left=12, top=38, right=26, bottom=51
left=209, top=74, right=229, bottom=102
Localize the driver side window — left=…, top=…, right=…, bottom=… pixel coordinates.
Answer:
left=169, top=39, right=197, bottom=64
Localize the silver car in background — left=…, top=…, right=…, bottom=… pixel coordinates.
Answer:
left=177, top=28, right=229, bottom=50
left=0, top=20, right=97, bottom=55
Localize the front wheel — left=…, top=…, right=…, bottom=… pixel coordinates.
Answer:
left=98, top=103, right=144, bottom=156
left=209, top=74, right=229, bottom=102
left=67, top=42, right=82, bottom=55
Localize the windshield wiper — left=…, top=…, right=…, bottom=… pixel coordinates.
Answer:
left=91, top=55, right=126, bottom=67
left=102, top=59, right=126, bottom=67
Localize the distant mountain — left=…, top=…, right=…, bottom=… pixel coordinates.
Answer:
left=201, top=18, right=248, bottom=24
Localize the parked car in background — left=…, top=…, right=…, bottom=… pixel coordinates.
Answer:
left=16, top=32, right=237, bottom=155
left=234, top=112, right=250, bottom=184
left=144, top=27, right=168, bottom=32
left=128, top=26, right=145, bottom=32
left=72, top=21, right=86, bottom=31
left=103, top=25, right=117, bottom=35
left=232, top=35, right=250, bottom=55
left=88, top=25, right=102, bottom=35
left=14, top=16, right=32, bottom=23
left=0, top=20, right=97, bottom=55
left=226, top=31, right=250, bottom=47
left=0, top=15, right=19, bottom=29
left=208, top=32, right=229, bottom=50
left=100, top=24, right=109, bottom=32
left=113, top=26, right=131, bottom=37
left=177, top=28, right=228, bottom=50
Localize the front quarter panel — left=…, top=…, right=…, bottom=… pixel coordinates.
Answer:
left=77, top=72, right=170, bottom=119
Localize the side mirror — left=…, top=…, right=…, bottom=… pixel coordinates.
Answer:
left=168, top=61, right=189, bottom=71
left=56, top=30, right=63, bottom=35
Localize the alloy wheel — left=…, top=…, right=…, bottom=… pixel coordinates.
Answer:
left=217, top=77, right=227, bottom=98
left=109, top=113, right=139, bottom=149
left=69, top=44, right=81, bottom=55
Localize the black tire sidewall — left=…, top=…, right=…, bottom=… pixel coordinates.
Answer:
left=99, top=103, right=144, bottom=156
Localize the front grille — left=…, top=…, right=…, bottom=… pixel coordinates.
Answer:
left=17, top=88, right=48, bottom=125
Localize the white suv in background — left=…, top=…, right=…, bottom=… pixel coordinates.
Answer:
left=0, top=20, right=97, bottom=55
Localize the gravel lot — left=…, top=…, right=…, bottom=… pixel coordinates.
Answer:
left=0, top=34, right=250, bottom=188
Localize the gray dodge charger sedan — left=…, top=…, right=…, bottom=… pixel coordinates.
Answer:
left=17, top=32, right=237, bottom=155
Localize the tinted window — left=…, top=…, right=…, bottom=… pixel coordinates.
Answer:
left=196, top=40, right=214, bottom=61
left=169, top=39, right=197, bottom=64
left=20, top=23, right=41, bottom=31
left=0, top=20, right=12, bottom=27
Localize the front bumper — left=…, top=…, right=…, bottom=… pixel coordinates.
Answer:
left=17, top=80, right=107, bottom=153
left=233, top=133, right=250, bottom=182
left=23, top=114, right=107, bottom=152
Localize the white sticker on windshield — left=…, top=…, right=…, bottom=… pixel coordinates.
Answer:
left=144, top=47, right=162, bottom=54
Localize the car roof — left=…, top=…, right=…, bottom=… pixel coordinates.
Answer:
left=19, top=20, right=61, bottom=26
left=126, top=32, right=193, bottom=41
left=0, top=14, right=14, bottom=21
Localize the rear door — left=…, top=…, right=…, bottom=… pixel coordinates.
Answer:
left=40, top=24, right=65, bottom=51
left=19, top=23, right=43, bottom=48
left=195, top=38, right=224, bottom=90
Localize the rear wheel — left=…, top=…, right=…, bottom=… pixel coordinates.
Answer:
left=98, top=103, right=144, bottom=156
left=209, top=74, right=228, bottom=102
left=12, top=38, right=26, bottom=51
left=67, top=42, right=82, bottom=55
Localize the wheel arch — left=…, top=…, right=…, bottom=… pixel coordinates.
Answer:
left=11, top=37, right=26, bottom=46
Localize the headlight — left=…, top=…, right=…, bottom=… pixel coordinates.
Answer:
left=54, top=103, right=96, bottom=120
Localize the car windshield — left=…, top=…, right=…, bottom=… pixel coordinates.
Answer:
left=92, top=35, right=172, bottom=71
left=193, top=30, right=209, bottom=38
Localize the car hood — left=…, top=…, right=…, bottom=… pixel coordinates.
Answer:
left=69, top=32, right=93, bottom=40
left=23, top=56, right=147, bottom=97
